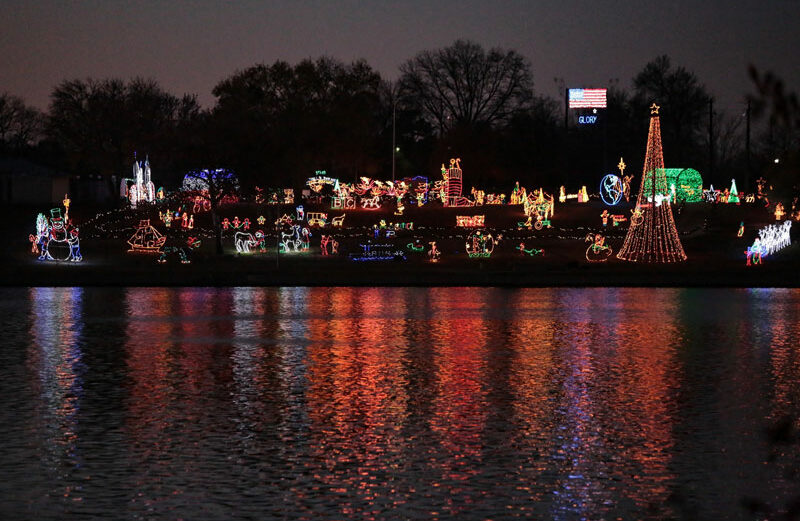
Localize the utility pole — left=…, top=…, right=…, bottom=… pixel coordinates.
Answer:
left=745, top=99, right=751, bottom=191
left=392, top=99, right=397, bottom=182
left=708, top=98, right=714, bottom=187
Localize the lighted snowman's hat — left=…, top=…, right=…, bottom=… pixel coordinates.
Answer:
left=50, top=208, right=63, bottom=222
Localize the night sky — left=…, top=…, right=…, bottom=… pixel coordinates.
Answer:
left=2, top=0, right=798, bottom=115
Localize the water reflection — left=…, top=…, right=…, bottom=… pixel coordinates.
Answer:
left=3, top=287, right=799, bottom=519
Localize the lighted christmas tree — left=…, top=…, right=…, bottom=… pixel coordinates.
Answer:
left=617, top=104, right=687, bottom=263
left=728, top=179, right=740, bottom=203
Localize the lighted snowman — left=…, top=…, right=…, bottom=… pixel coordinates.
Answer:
left=42, top=208, right=81, bottom=262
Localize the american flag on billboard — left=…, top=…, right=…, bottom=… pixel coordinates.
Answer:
left=569, top=88, right=607, bottom=109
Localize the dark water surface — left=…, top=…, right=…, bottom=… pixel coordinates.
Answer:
left=1, top=287, right=799, bottom=520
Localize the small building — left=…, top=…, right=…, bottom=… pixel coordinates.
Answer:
left=0, top=157, right=71, bottom=204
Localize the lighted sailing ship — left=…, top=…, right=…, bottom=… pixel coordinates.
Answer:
left=127, top=219, right=166, bottom=253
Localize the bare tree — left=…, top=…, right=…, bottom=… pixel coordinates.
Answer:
left=182, top=168, right=240, bottom=254
left=0, top=93, right=44, bottom=150
left=398, top=40, right=534, bottom=134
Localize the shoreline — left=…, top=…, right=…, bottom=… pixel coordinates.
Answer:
left=5, top=255, right=799, bottom=287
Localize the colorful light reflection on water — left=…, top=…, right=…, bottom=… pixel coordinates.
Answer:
left=0, top=287, right=798, bottom=519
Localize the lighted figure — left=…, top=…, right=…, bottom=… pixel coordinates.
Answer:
left=127, top=219, right=166, bottom=253
left=257, top=215, right=266, bottom=226
left=37, top=208, right=82, bottom=262
left=517, top=215, right=533, bottom=229
left=623, top=176, right=634, bottom=201
left=585, top=233, right=612, bottom=262
left=31, top=213, right=48, bottom=257
left=559, top=186, right=566, bottom=203
left=307, top=212, right=327, bottom=227
left=296, top=205, right=304, bottom=221
left=428, top=241, right=441, bottom=262
left=629, top=206, right=644, bottom=227
left=516, top=242, right=544, bottom=256
left=330, top=238, right=339, bottom=255
left=157, top=236, right=202, bottom=264
left=231, top=216, right=240, bottom=229
left=465, top=230, right=498, bottom=258
left=234, top=230, right=265, bottom=253
left=156, top=187, right=165, bottom=200
left=280, top=225, right=311, bottom=252
left=533, top=213, right=551, bottom=231
left=578, top=185, right=589, bottom=203
left=601, top=209, right=609, bottom=227
left=738, top=222, right=744, bottom=237
left=746, top=238, right=765, bottom=266
left=239, top=218, right=249, bottom=230
left=254, top=186, right=265, bottom=204
left=471, top=187, right=485, bottom=205
left=756, top=176, right=770, bottom=207
left=416, top=192, right=425, bottom=207
left=617, top=104, right=686, bottom=263
left=181, top=212, right=189, bottom=228
left=193, top=196, right=211, bottom=213
left=222, top=218, right=230, bottom=230
left=62, top=193, right=71, bottom=221
left=320, top=235, right=331, bottom=255
left=284, top=188, right=295, bottom=204
left=395, top=197, right=405, bottom=216
left=775, top=202, right=785, bottom=220
left=163, top=212, right=173, bottom=228
left=331, top=215, right=345, bottom=227
left=442, top=158, right=472, bottom=207
left=407, top=239, right=426, bottom=252
left=188, top=215, right=194, bottom=229
left=360, top=195, right=381, bottom=209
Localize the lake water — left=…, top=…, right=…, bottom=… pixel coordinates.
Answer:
left=1, top=287, right=798, bottom=520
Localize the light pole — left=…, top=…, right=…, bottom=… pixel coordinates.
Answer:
left=392, top=99, right=397, bottom=182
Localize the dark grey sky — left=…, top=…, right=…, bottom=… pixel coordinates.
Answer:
left=2, top=0, right=798, bottom=116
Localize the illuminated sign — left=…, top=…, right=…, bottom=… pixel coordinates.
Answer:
left=578, top=115, right=598, bottom=124
left=569, top=88, right=607, bottom=109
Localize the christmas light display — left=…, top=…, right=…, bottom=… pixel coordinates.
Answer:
left=331, top=215, right=345, bottom=227
left=63, top=194, right=71, bottom=221
left=617, top=104, right=687, bottom=263
left=600, top=174, right=624, bottom=205
left=234, top=231, right=262, bottom=253
left=428, top=241, right=441, bottom=262
left=127, top=219, right=166, bottom=253
left=658, top=169, right=703, bottom=203
left=465, top=231, right=498, bottom=258
left=182, top=168, right=240, bottom=206
left=157, top=236, right=202, bottom=264
left=307, top=212, right=328, bottom=227
left=746, top=239, right=764, bottom=266
left=349, top=242, right=407, bottom=261
left=295, top=206, right=304, bottom=221
left=122, top=155, right=156, bottom=208
left=728, top=179, right=740, bottom=204
left=257, top=215, right=266, bottom=226
left=516, top=242, right=544, bottom=256
left=360, top=196, right=382, bottom=209
left=34, top=208, right=82, bottom=262
left=774, top=203, right=785, bottom=220
left=534, top=214, right=552, bottom=230
left=442, top=158, right=473, bottom=207
left=280, top=225, right=311, bottom=252
left=585, top=233, right=612, bottom=262
left=456, top=215, right=485, bottom=227
left=703, top=185, right=720, bottom=203
left=755, top=220, right=792, bottom=256
left=738, top=222, right=744, bottom=237
left=275, top=214, right=293, bottom=227
left=283, top=189, right=294, bottom=204
left=406, top=240, right=426, bottom=252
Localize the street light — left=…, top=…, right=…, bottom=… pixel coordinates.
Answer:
left=392, top=99, right=397, bottom=182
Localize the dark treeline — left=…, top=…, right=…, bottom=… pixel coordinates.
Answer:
left=1, top=40, right=798, bottom=198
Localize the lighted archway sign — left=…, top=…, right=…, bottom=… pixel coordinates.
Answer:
left=600, top=174, right=623, bottom=206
